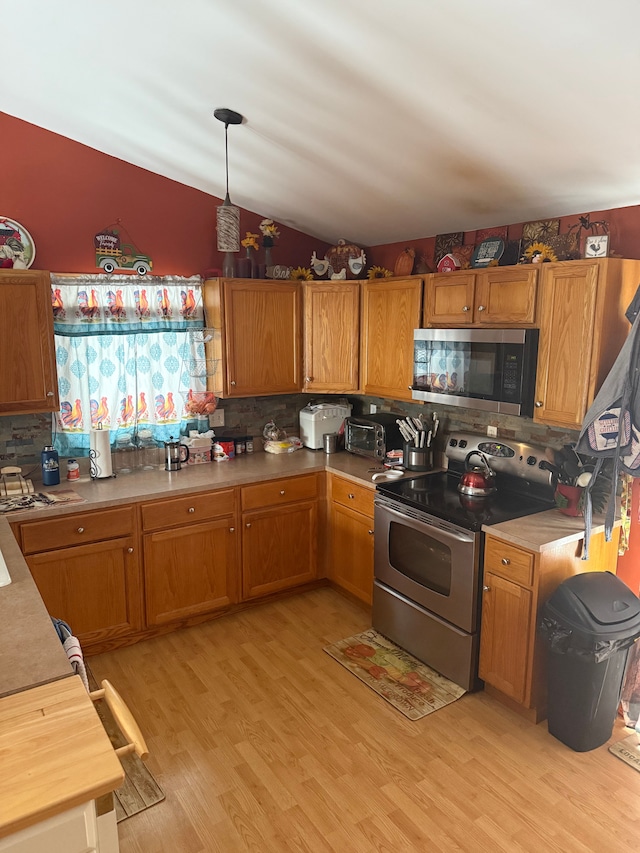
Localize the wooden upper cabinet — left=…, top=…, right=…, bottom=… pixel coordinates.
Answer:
left=423, top=267, right=537, bottom=326
left=203, top=278, right=302, bottom=397
left=360, top=277, right=423, bottom=402
left=534, top=259, right=640, bottom=430
left=303, top=281, right=360, bottom=393
left=0, top=269, right=59, bottom=415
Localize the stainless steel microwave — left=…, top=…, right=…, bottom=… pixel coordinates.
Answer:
left=411, top=328, right=539, bottom=416
left=344, top=414, right=404, bottom=460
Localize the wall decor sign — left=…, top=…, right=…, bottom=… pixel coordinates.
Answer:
left=584, top=234, right=609, bottom=258
left=472, top=239, right=505, bottom=267
left=94, top=223, right=153, bottom=276
left=436, top=253, right=461, bottom=273
left=434, top=232, right=464, bottom=264
left=0, top=217, right=36, bottom=268
left=521, top=219, right=560, bottom=248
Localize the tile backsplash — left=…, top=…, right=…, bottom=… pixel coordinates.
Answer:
left=0, top=394, right=580, bottom=471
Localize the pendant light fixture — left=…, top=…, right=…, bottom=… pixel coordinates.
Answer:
left=214, top=107, right=243, bottom=277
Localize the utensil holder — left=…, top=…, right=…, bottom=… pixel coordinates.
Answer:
left=403, top=443, right=433, bottom=471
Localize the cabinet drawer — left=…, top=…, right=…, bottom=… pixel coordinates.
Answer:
left=484, top=537, right=534, bottom=587
left=330, top=475, right=374, bottom=517
left=141, top=489, right=236, bottom=531
left=241, top=474, right=318, bottom=511
left=19, top=506, right=134, bottom=554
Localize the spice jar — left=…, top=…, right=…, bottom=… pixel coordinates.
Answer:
left=66, top=458, right=80, bottom=480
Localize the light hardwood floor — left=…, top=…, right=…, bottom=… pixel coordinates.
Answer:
left=89, top=588, right=640, bottom=852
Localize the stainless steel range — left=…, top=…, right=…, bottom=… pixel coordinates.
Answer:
left=372, top=432, right=556, bottom=691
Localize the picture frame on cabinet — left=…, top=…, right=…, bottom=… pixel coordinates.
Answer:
left=584, top=234, right=609, bottom=258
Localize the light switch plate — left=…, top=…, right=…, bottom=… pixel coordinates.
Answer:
left=210, top=410, right=225, bottom=427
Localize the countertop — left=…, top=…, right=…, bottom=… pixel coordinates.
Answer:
left=0, top=448, right=607, bottom=699
left=0, top=675, right=124, bottom=840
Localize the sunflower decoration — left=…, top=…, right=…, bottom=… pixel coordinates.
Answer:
left=241, top=231, right=260, bottom=251
left=367, top=265, right=392, bottom=279
left=259, top=218, right=280, bottom=247
left=290, top=266, right=313, bottom=281
left=523, top=242, right=558, bottom=264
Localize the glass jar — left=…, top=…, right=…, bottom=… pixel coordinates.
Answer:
left=114, top=434, right=138, bottom=474
left=136, top=429, right=160, bottom=470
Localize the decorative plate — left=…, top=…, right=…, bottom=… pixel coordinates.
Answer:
left=0, top=217, right=36, bottom=268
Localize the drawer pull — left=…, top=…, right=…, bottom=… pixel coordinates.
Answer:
left=188, top=507, right=195, bottom=513
left=483, top=585, right=491, bottom=592
left=368, top=529, right=374, bottom=535
left=348, top=493, right=355, bottom=499
left=127, top=547, right=134, bottom=553
left=246, top=522, right=252, bottom=528
left=77, top=527, right=84, bottom=534
left=501, top=558, right=511, bottom=566
left=280, top=489, right=285, bottom=495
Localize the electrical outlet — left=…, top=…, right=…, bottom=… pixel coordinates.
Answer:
left=209, top=409, right=225, bottom=427
left=487, top=425, right=498, bottom=437
left=369, top=404, right=378, bottom=414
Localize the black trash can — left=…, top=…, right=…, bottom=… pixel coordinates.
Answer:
left=540, top=571, right=640, bottom=752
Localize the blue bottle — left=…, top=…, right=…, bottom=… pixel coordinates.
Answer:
left=41, top=445, right=60, bottom=486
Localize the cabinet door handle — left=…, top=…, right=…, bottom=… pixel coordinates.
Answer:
left=305, top=376, right=312, bottom=383
left=77, top=527, right=84, bottom=534
left=230, top=380, right=236, bottom=386
left=368, top=529, right=374, bottom=535
left=535, top=401, right=543, bottom=408
left=462, top=305, right=470, bottom=312
left=280, top=489, right=285, bottom=495
left=188, top=507, right=195, bottom=513
left=483, top=585, right=491, bottom=592
left=477, top=305, right=485, bottom=312
left=127, top=547, right=134, bottom=553
left=501, top=558, right=510, bottom=565
left=229, top=527, right=235, bottom=533
left=246, top=522, right=251, bottom=528
left=46, top=390, right=55, bottom=397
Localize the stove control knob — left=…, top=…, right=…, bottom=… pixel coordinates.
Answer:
left=526, top=455, right=537, bottom=466
left=459, top=440, right=467, bottom=448
left=449, top=439, right=458, bottom=447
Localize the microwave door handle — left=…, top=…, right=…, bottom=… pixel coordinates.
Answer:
left=376, top=501, right=475, bottom=545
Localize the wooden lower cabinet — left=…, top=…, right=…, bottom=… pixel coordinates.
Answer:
left=479, top=529, right=620, bottom=721
left=328, top=475, right=375, bottom=605
left=141, top=489, right=239, bottom=626
left=241, top=475, right=319, bottom=599
left=15, top=507, right=142, bottom=650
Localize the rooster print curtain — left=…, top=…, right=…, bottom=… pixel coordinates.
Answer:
left=51, top=274, right=208, bottom=457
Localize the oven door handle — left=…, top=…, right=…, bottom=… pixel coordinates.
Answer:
left=376, top=500, right=476, bottom=544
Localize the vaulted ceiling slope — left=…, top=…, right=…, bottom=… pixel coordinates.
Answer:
left=4, top=1, right=640, bottom=246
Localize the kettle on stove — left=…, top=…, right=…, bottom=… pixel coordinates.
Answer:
left=457, top=451, right=496, bottom=497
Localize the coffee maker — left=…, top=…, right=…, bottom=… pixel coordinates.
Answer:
left=163, top=437, right=190, bottom=471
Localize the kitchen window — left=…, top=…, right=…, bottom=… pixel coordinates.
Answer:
left=51, top=273, right=209, bottom=457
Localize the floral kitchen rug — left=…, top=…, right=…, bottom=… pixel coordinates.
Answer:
left=323, top=628, right=466, bottom=720
left=609, top=733, right=640, bottom=774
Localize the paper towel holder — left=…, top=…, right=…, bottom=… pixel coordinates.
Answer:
left=89, top=425, right=115, bottom=480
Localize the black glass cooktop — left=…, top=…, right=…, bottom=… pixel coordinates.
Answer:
left=376, top=471, right=556, bottom=532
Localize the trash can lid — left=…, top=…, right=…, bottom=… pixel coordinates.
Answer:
left=544, top=572, right=640, bottom=637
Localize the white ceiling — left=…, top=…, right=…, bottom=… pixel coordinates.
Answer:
left=4, top=0, right=640, bottom=246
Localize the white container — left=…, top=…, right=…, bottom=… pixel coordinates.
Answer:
left=299, top=403, right=352, bottom=450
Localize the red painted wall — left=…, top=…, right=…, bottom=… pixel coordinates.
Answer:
left=2, top=113, right=329, bottom=276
